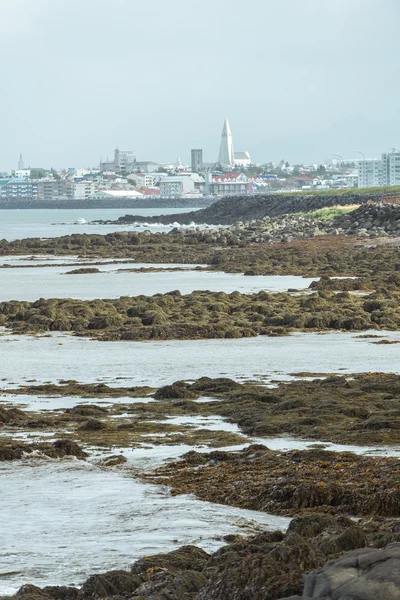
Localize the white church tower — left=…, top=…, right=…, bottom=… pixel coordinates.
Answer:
left=218, top=117, right=235, bottom=168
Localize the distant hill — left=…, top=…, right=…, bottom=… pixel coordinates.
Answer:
left=115, top=190, right=387, bottom=226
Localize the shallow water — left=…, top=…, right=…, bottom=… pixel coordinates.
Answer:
left=0, top=458, right=289, bottom=594
left=0, top=208, right=200, bottom=241
left=0, top=394, right=154, bottom=411
left=1, top=330, right=399, bottom=390
left=0, top=263, right=317, bottom=301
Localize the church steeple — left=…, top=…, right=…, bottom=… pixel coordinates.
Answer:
left=218, top=117, right=235, bottom=168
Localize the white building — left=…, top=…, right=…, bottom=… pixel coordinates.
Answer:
left=385, top=151, right=400, bottom=186
left=14, top=169, right=31, bottom=178
left=233, top=151, right=251, bottom=167
left=96, top=189, right=144, bottom=199
left=358, top=159, right=386, bottom=188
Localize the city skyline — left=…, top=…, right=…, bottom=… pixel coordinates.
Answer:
left=1, top=1, right=400, bottom=171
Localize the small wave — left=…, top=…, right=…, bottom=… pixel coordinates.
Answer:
left=20, top=451, right=82, bottom=463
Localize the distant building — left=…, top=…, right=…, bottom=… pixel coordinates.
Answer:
left=358, top=159, right=386, bottom=188
left=218, top=118, right=235, bottom=168
left=96, top=189, right=144, bottom=199
left=67, top=181, right=96, bottom=200
left=18, top=153, right=24, bottom=170
left=233, top=151, right=251, bottom=167
left=357, top=150, right=400, bottom=188
left=100, top=148, right=137, bottom=175
left=130, top=161, right=161, bottom=173
left=217, top=117, right=251, bottom=168
left=160, top=173, right=204, bottom=197
left=191, top=149, right=203, bottom=173
left=0, top=178, right=36, bottom=199
left=139, top=186, right=161, bottom=196
left=127, top=173, right=157, bottom=187
left=36, top=179, right=68, bottom=201
left=14, top=169, right=31, bottom=178
left=211, top=172, right=251, bottom=195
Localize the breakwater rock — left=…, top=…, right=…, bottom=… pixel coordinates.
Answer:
left=113, top=192, right=382, bottom=226
left=333, top=202, right=400, bottom=238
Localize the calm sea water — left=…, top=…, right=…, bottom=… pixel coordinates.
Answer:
left=0, top=207, right=198, bottom=240
left=0, top=262, right=317, bottom=300
left=1, top=330, right=398, bottom=389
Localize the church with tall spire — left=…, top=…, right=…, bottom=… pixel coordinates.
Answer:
left=217, top=118, right=251, bottom=169
left=218, top=117, right=235, bottom=168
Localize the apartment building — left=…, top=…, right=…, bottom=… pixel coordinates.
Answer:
left=159, top=173, right=204, bottom=196
left=36, top=179, right=68, bottom=200
left=67, top=181, right=96, bottom=200
left=358, top=150, right=400, bottom=187
left=0, top=178, right=36, bottom=198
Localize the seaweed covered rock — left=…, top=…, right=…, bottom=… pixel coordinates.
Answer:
left=77, top=419, right=107, bottom=432
left=154, top=384, right=198, bottom=400
left=190, top=377, right=242, bottom=394
left=0, top=440, right=87, bottom=461
left=66, top=405, right=109, bottom=417
left=0, top=406, right=27, bottom=424
left=78, top=570, right=141, bottom=599
left=131, top=545, right=209, bottom=575
left=131, top=546, right=209, bottom=600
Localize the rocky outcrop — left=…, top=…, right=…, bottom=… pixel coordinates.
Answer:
left=279, top=544, right=400, bottom=600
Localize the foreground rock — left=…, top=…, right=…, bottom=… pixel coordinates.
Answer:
left=5, top=515, right=399, bottom=600
left=280, top=545, right=400, bottom=600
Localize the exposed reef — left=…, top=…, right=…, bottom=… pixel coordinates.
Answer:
left=143, top=444, right=400, bottom=517
left=3, top=374, right=400, bottom=447
left=0, top=286, right=399, bottom=341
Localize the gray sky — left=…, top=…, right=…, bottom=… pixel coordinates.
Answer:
left=1, top=0, right=400, bottom=170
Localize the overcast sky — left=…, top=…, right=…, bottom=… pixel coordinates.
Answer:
left=1, top=0, right=399, bottom=170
